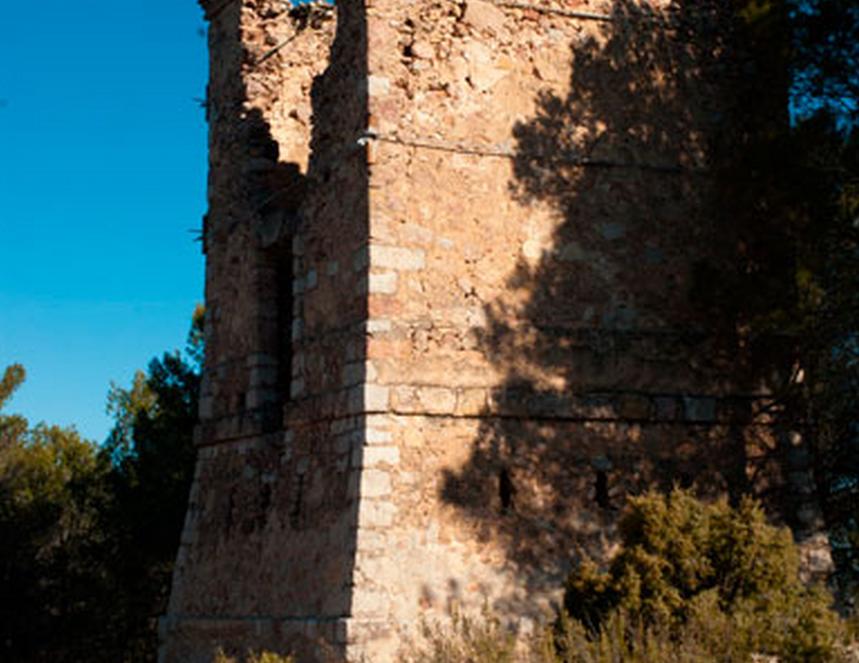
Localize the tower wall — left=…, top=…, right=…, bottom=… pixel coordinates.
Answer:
left=163, top=1, right=825, bottom=661
left=161, top=1, right=370, bottom=660
left=348, top=0, right=770, bottom=656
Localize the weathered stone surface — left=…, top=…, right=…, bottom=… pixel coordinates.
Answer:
left=360, top=469, right=392, bottom=498
left=163, top=1, right=826, bottom=661
left=683, top=396, right=717, bottom=423
left=367, top=272, right=398, bottom=295
left=370, top=245, right=426, bottom=271
left=360, top=445, right=400, bottom=467
left=463, top=0, right=508, bottom=36
left=363, top=384, right=391, bottom=412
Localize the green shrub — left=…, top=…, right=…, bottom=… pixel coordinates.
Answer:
left=563, top=488, right=845, bottom=661
left=216, top=491, right=851, bottom=662
left=406, top=607, right=757, bottom=663
left=404, top=606, right=518, bottom=663
left=545, top=608, right=720, bottom=662
left=214, top=648, right=295, bottom=663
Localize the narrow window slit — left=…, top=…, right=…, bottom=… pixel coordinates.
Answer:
left=499, top=467, right=515, bottom=512
left=595, top=470, right=610, bottom=509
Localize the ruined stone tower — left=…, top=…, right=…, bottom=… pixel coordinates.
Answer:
left=160, top=0, right=826, bottom=660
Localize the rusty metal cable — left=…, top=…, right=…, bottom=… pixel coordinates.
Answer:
left=362, top=131, right=705, bottom=175
left=490, top=1, right=613, bottom=22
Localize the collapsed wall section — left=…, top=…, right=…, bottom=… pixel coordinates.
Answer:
left=161, top=1, right=371, bottom=660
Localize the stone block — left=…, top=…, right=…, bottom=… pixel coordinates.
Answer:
left=356, top=445, right=400, bottom=467
left=292, top=352, right=305, bottom=377
left=418, top=387, right=457, bottom=414
left=350, top=588, right=388, bottom=618
left=410, top=39, right=434, bottom=60
left=246, top=388, right=277, bottom=409
left=291, top=318, right=303, bottom=341
left=370, top=245, right=426, bottom=270
left=329, top=619, right=348, bottom=645
left=348, top=386, right=363, bottom=412
left=654, top=396, right=679, bottom=421
left=353, top=245, right=369, bottom=272
left=617, top=394, right=651, bottom=420
left=360, top=469, right=392, bottom=498
left=334, top=433, right=357, bottom=455
left=366, top=427, right=393, bottom=444
left=599, top=222, right=626, bottom=240
left=557, top=241, right=588, bottom=262
left=342, top=362, right=365, bottom=387
left=346, top=469, right=360, bottom=500
left=330, top=417, right=354, bottom=435
left=465, top=40, right=509, bottom=92
left=289, top=378, right=305, bottom=399
left=464, top=0, right=507, bottom=35
left=364, top=384, right=391, bottom=411
left=368, top=272, right=398, bottom=294
left=391, top=386, right=418, bottom=412
left=456, top=388, right=487, bottom=415
left=198, top=395, right=214, bottom=420
left=366, top=361, right=378, bottom=382
left=245, top=352, right=276, bottom=368
left=355, top=528, right=388, bottom=552
left=528, top=392, right=572, bottom=418
left=367, top=75, right=390, bottom=96
left=358, top=499, right=397, bottom=528
left=291, top=274, right=306, bottom=295
left=683, top=396, right=717, bottom=423
left=249, top=365, right=278, bottom=388
left=366, top=318, right=392, bottom=334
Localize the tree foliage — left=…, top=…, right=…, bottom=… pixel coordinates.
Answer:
left=564, top=489, right=845, bottom=661
left=0, top=308, right=202, bottom=662
left=0, top=366, right=116, bottom=662
left=719, top=0, right=859, bottom=587
left=99, top=305, right=202, bottom=660
left=790, top=0, right=859, bottom=125
left=405, top=495, right=850, bottom=661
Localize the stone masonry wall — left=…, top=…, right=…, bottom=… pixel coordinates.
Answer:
left=162, top=1, right=371, bottom=660
left=163, top=1, right=827, bottom=661
left=349, top=0, right=819, bottom=656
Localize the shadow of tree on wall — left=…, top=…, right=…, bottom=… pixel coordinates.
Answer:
left=440, top=0, right=810, bottom=612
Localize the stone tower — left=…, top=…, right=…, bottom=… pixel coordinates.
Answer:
left=160, top=0, right=827, bottom=660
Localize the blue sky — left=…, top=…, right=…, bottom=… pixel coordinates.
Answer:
left=0, top=0, right=208, bottom=441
